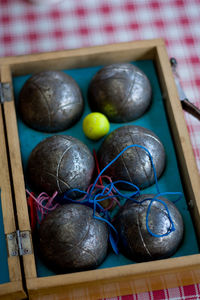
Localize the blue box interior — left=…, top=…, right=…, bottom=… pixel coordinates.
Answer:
left=9, top=60, right=199, bottom=278
left=0, top=190, right=11, bottom=284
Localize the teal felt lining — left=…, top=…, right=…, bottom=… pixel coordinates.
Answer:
left=12, top=60, right=199, bottom=278
left=0, top=190, right=10, bottom=283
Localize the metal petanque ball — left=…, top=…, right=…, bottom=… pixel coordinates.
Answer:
left=98, top=125, right=166, bottom=189
left=88, top=63, right=152, bottom=122
left=39, top=204, right=109, bottom=272
left=114, top=194, right=184, bottom=262
left=19, top=71, right=84, bottom=132
left=27, top=135, right=95, bottom=194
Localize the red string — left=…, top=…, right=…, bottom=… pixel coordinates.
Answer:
left=93, top=149, right=103, bottom=185
left=27, top=192, right=37, bottom=231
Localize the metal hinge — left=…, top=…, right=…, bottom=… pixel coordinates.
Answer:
left=6, top=230, right=33, bottom=257
left=0, top=82, right=12, bottom=103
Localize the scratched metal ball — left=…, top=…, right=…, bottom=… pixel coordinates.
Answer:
left=39, top=204, right=109, bottom=272
left=88, top=63, right=152, bottom=122
left=27, top=135, right=95, bottom=194
left=98, top=125, right=166, bottom=189
left=19, top=71, right=84, bottom=132
left=115, top=194, right=184, bottom=261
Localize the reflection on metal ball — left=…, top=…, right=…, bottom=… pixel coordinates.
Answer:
left=19, top=71, right=84, bottom=132
left=115, top=194, right=184, bottom=262
left=88, top=63, right=152, bottom=122
left=27, top=135, right=95, bottom=194
left=98, top=125, right=166, bottom=189
left=39, top=204, right=109, bottom=272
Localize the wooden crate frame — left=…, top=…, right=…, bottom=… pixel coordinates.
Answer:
left=0, top=101, right=26, bottom=299
left=0, top=39, right=200, bottom=299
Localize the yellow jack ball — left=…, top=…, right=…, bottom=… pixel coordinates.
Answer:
left=83, top=112, right=110, bottom=140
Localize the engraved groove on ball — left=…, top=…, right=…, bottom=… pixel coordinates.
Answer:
left=88, top=63, right=152, bottom=122
left=114, top=194, right=184, bottom=262
left=31, top=81, right=52, bottom=127
left=39, top=204, right=109, bottom=272
left=19, top=70, right=84, bottom=132
left=136, top=206, right=152, bottom=258
left=129, top=128, right=151, bottom=187
left=56, top=144, right=73, bottom=192
left=98, top=125, right=166, bottom=189
left=27, top=135, right=95, bottom=194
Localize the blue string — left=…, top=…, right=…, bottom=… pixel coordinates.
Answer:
left=155, top=192, right=183, bottom=203
left=93, top=180, right=140, bottom=201
left=58, top=144, right=183, bottom=254
left=88, top=144, right=160, bottom=198
left=144, top=196, right=175, bottom=237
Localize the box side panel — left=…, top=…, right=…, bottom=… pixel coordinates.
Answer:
left=0, top=105, right=26, bottom=297
left=0, top=65, right=31, bottom=232
left=0, top=40, right=163, bottom=76
left=0, top=282, right=26, bottom=300
left=0, top=103, right=23, bottom=283
left=154, top=45, right=200, bottom=240
left=0, top=65, right=37, bottom=281
left=27, top=255, right=200, bottom=299
left=0, top=105, right=16, bottom=233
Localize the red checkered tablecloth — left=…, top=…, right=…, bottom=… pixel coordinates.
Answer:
left=103, top=284, right=200, bottom=300
left=1, top=0, right=200, bottom=299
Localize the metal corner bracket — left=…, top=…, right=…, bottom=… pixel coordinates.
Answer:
left=0, top=82, right=12, bottom=103
left=6, top=230, right=33, bottom=257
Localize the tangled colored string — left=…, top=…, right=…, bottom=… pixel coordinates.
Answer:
left=27, top=144, right=183, bottom=253
left=26, top=190, right=59, bottom=224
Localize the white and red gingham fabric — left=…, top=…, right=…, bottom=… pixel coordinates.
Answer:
left=104, top=283, right=200, bottom=300
left=0, top=0, right=200, bottom=299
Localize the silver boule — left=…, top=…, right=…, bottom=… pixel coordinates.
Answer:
left=115, top=194, right=184, bottom=261
left=19, top=71, right=84, bottom=132
left=27, top=135, right=95, bottom=194
left=39, top=204, right=109, bottom=272
left=98, top=125, right=166, bottom=189
left=88, top=63, right=152, bottom=122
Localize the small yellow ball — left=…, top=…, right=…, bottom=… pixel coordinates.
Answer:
left=83, top=112, right=110, bottom=140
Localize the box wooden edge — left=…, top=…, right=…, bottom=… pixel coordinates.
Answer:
left=0, top=281, right=26, bottom=300
left=0, top=38, right=165, bottom=67
left=26, top=255, right=200, bottom=299
left=154, top=45, right=200, bottom=240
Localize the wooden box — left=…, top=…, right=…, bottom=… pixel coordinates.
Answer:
left=0, top=39, right=200, bottom=300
